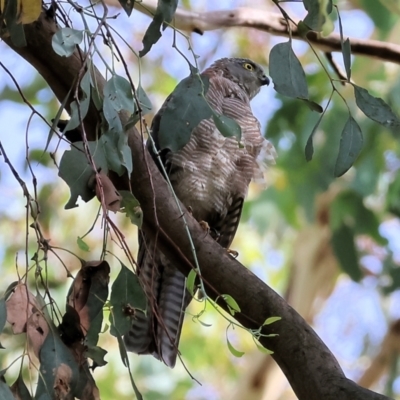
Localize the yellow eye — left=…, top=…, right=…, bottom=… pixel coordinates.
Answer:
left=243, top=63, right=254, bottom=71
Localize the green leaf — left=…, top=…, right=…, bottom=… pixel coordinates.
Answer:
left=305, top=112, right=324, bottom=161
left=300, top=98, right=323, bottom=113
left=222, top=294, right=241, bottom=315
left=255, top=342, right=274, bottom=355
left=269, top=41, right=309, bottom=99
left=186, top=270, right=197, bottom=296
left=137, top=84, right=152, bottom=113
left=52, top=28, right=83, bottom=57
left=58, top=141, right=108, bottom=209
left=103, top=96, right=123, bottom=134
left=109, top=263, right=147, bottom=337
left=119, top=191, right=143, bottom=227
left=263, top=316, right=281, bottom=325
left=114, top=329, right=143, bottom=399
left=2, top=0, right=26, bottom=47
left=139, top=0, right=178, bottom=57
left=0, top=374, right=14, bottom=400
left=86, top=346, right=108, bottom=367
left=157, top=72, right=212, bottom=152
left=10, top=373, right=32, bottom=400
left=226, top=337, right=245, bottom=358
left=0, top=298, right=7, bottom=348
left=334, top=115, right=363, bottom=177
left=77, top=237, right=90, bottom=252
left=354, top=85, right=400, bottom=129
left=35, top=329, right=79, bottom=399
left=104, top=76, right=135, bottom=114
left=303, top=0, right=333, bottom=33
left=212, top=113, right=242, bottom=141
left=117, top=0, right=134, bottom=16
left=331, top=223, right=362, bottom=281
left=100, top=132, right=133, bottom=176
left=337, top=10, right=351, bottom=81
left=63, top=71, right=91, bottom=132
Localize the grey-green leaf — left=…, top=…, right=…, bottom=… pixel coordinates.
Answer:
left=139, top=0, right=178, bottom=57
left=119, top=190, right=143, bottom=227
left=104, top=75, right=135, bottom=114
left=212, top=113, right=242, bottom=142
left=157, top=72, right=211, bottom=152
left=337, top=10, right=351, bottom=81
left=52, top=28, right=83, bottom=57
left=109, top=263, right=147, bottom=337
left=354, top=85, right=400, bottom=129
left=331, top=223, right=362, bottom=281
left=58, top=141, right=108, bottom=209
left=334, top=116, right=363, bottom=177
left=269, top=41, right=309, bottom=99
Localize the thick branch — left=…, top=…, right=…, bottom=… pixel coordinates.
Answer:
left=128, top=1, right=400, bottom=65
left=3, top=13, right=391, bottom=400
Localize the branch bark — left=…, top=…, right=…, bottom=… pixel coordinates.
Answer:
left=2, top=13, right=392, bottom=400
left=125, top=1, right=400, bottom=65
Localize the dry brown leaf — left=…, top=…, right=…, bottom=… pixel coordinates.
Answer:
left=95, top=171, right=122, bottom=212
left=6, top=283, right=38, bottom=334
left=67, top=260, right=110, bottom=335
left=53, top=363, right=74, bottom=399
left=26, top=307, right=49, bottom=358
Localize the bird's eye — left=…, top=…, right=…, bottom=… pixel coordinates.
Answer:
left=243, top=63, right=254, bottom=71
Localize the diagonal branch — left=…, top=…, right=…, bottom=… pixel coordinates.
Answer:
left=2, top=13, right=392, bottom=400
left=125, top=0, right=400, bottom=65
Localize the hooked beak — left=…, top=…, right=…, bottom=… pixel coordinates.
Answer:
left=260, top=74, right=270, bottom=86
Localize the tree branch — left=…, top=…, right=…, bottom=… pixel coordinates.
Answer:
left=127, top=1, right=400, bottom=65
left=2, top=13, right=392, bottom=400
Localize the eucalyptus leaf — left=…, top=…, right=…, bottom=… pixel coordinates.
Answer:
left=212, top=113, right=242, bottom=142
left=52, top=28, right=83, bottom=57
left=139, top=0, right=178, bottom=57
left=337, top=10, right=351, bottom=81
left=269, top=41, right=309, bottom=99
left=354, top=85, right=400, bottom=129
left=334, top=116, right=363, bottom=177
left=157, top=72, right=211, bottom=152
left=104, top=76, right=135, bottom=114
left=226, top=337, right=244, bottom=357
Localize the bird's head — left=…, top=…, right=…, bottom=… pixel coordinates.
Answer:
left=210, top=57, right=270, bottom=99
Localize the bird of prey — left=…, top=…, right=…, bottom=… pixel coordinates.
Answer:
left=124, top=57, right=276, bottom=367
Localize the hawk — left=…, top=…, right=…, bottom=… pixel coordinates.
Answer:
left=124, top=58, right=276, bottom=367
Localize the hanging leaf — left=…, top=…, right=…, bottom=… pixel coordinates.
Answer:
left=58, top=141, right=108, bottom=209
left=1, top=0, right=26, bottom=47
left=139, top=0, right=179, bottom=57
left=212, top=113, right=242, bottom=142
left=337, top=10, right=351, bottom=81
left=269, top=41, right=309, bottom=99
left=77, top=236, right=90, bottom=252
left=186, top=270, right=197, bottom=296
left=109, top=263, right=147, bottom=337
left=263, top=316, right=282, bottom=325
left=119, top=190, right=143, bottom=227
left=52, top=28, right=83, bottom=57
left=157, top=71, right=212, bottom=152
left=67, top=260, right=110, bottom=346
left=35, top=329, right=79, bottom=400
left=63, top=70, right=91, bottom=132
left=10, top=373, right=32, bottom=400
left=334, top=115, right=363, bottom=177
left=86, top=346, right=108, bottom=368
left=331, top=223, right=362, bottom=281
left=117, top=0, right=134, bottom=16
left=303, top=0, right=333, bottom=33
left=104, top=75, right=135, bottom=114
left=0, top=373, right=14, bottom=400
left=354, top=85, right=400, bottom=129
left=221, top=294, right=241, bottom=315
left=226, top=337, right=245, bottom=358
left=0, top=298, right=6, bottom=348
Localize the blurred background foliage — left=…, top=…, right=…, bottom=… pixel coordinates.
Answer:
left=1, top=0, right=400, bottom=399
